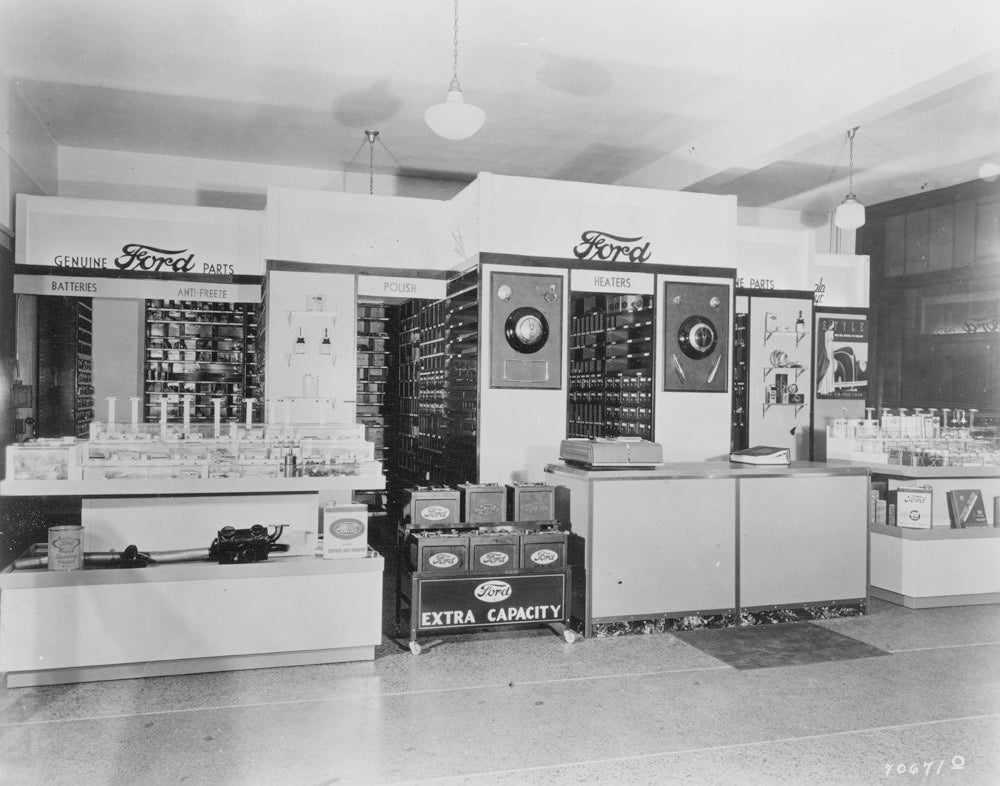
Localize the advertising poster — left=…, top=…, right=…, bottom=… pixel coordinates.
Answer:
left=815, top=314, right=868, bottom=399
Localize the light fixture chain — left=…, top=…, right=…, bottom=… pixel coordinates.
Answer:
left=848, top=127, right=857, bottom=194
left=452, top=0, right=460, bottom=82
left=369, top=137, right=374, bottom=196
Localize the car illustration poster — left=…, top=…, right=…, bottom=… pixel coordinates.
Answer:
left=816, top=315, right=868, bottom=399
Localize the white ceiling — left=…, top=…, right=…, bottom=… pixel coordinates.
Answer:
left=1, top=0, right=998, bottom=214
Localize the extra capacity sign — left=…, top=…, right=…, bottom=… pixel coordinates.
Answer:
left=415, top=572, right=568, bottom=631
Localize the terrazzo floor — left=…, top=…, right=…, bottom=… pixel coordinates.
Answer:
left=1, top=555, right=998, bottom=784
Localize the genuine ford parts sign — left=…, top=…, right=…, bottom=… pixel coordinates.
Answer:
left=415, top=572, right=567, bottom=631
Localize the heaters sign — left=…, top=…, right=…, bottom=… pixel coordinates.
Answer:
left=415, top=573, right=567, bottom=631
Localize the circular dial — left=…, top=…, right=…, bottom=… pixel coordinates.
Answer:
left=497, top=284, right=513, bottom=301
left=504, top=307, right=549, bottom=354
left=677, top=315, right=718, bottom=359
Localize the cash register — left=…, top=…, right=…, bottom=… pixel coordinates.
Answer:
left=559, top=437, right=664, bottom=468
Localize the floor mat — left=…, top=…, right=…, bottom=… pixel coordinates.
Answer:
left=675, top=622, right=889, bottom=670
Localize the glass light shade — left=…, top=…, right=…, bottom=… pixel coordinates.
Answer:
left=424, top=89, right=485, bottom=140
left=834, top=194, right=866, bottom=230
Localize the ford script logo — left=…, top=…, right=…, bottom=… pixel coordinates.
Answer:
left=479, top=551, right=509, bottom=567
left=428, top=552, right=460, bottom=568
left=331, top=519, right=364, bottom=539
left=421, top=505, right=451, bottom=521
left=473, top=503, right=500, bottom=516
left=474, top=580, right=513, bottom=602
left=530, top=548, right=559, bottom=566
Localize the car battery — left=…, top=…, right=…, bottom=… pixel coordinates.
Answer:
left=469, top=530, right=520, bottom=571
left=520, top=527, right=568, bottom=569
left=507, top=482, right=556, bottom=522
left=405, top=487, right=461, bottom=526
left=459, top=483, right=507, bottom=524
left=408, top=531, right=469, bottom=572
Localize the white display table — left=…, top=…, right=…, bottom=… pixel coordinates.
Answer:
left=0, top=473, right=387, bottom=687
left=544, top=460, right=870, bottom=637
left=858, top=463, right=1000, bottom=608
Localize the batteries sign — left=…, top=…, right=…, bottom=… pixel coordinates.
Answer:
left=415, top=572, right=567, bottom=631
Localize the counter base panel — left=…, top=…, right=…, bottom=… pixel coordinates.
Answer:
left=4, top=646, right=375, bottom=689
left=0, top=556, right=383, bottom=686
left=587, top=599, right=866, bottom=636
left=870, top=586, right=1000, bottom=610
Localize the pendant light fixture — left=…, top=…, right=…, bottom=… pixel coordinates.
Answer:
left=424, top=0, right=485, bottom=140
left=834, top=127, right=865, bottom=231
left=365, top=130, right=379, bottom=195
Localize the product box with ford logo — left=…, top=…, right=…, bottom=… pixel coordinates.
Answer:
left=469, top=531, right=520, bottom=571
left=520, top=528, right=568, bottom=569
left=459, top=483, right=506, bottom=524
left=507, top=483, right=555, bottom=522
left=889, top=485, right=933, bottom=529
left=405, top=487, right=461, bottom=526
left=409, top=531, right=470, bottom=572
left=322, top=503, right=369, bottom=559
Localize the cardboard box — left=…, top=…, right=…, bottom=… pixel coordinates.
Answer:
left=322, top=503, right=368, bottom=559
left=890, top=486, right=933, bottom=529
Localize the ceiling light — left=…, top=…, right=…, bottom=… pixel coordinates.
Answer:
left=834, top=127, right=865, bottom=231
left=424, top=0, right=485, bottom=140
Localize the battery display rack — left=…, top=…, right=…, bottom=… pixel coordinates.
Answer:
left=568, top=293, right=654, bottom=439
left=731, top=312, right=748, bottom=450
left=355, top=301, right=392, bottom=512
left=391, top=269, right=480, bottom=494
left=36, top=296, right=94, bottom=439
left=144, top=300, right=259, bottom=423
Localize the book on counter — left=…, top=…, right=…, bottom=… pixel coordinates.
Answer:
left=729, top=445, right=791, bottom=466
left=946, top=489, right=989, bottom=528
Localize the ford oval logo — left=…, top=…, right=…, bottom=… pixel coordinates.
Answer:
left=530, top=548, right=559, bottom=565
left=428, top=552, right=460, bottom=568
left=331, top=519, right=364, bottom=539
left=421, top=505, right=451, bottom=521
left=479, top=551, right=509, bottom=567
left=474, top=580, right=512, bottom=602
left=51, top=537, right=80, bottom=551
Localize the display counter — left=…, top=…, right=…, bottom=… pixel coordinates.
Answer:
left=0, top=550, right=384, bottom=687
left=0, top=465, right=387, bottom=686
left=850, top=462, right=1000, bottom=608
left=544, top=460, right=870, bottom=637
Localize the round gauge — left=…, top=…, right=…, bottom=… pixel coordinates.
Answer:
left=504, top=307, right=549, bottom=354
left=497, top=284, right=513, bottom=301
left=677, top=315, right=718, bottom=359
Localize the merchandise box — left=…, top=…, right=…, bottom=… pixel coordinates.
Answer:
left=405, top=487, right=461, bottom=526
left=459, top=483, right=506, bottom=524
left=408, top=531, right=470, bottom=572
left=469, top=531, right=520, bottom=570
left=322, top=503, right=369, bottom=559
left=507, top=483, right=555, bottom=522
left=890, top=486, right=933, bottom=529
left=6, top=442, right=82, bottom=481
left=520, top=528, right=568, bottom=570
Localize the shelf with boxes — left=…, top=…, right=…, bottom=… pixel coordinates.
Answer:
left=144, top=300, right=259, bottom=423
left=568, top=294, right=654, bottom=440
left=395, top=482, right=574, bottom=653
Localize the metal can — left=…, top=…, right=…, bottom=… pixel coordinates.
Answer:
left=47, top=525, right=84, bottom=571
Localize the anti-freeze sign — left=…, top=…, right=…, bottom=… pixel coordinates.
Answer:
left=415, top=573, right=567, bottom=631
